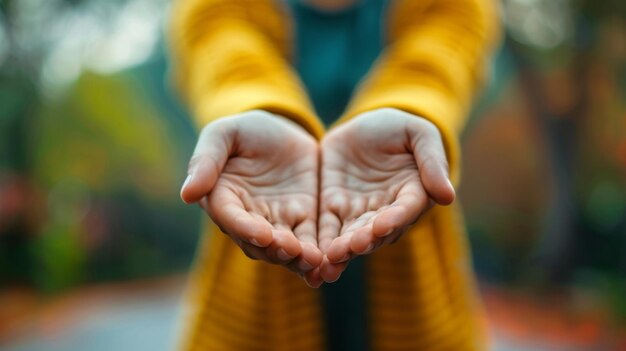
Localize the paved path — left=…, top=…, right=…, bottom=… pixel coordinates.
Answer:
left=2, top=287, right=181, bottom=351
left=1, top=279, right=619, bottom=351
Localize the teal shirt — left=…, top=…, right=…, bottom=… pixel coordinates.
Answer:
left=290, top=0, right=387, bottom=124
left=288, top=1, right=388, bottom=350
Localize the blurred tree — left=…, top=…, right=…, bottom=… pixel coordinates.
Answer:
left=0, top=2, right=41, bottom=287
left=0, top=0, right=200, bottom=292
left=493, top=0, right=626, bottom=310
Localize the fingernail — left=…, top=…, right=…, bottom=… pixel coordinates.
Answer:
left=277, top=248, right=295, bottom=261
left=382, top=228, right=393, bottom=236
left=363, top=243, right=374, bottom=254
left=447, top=178, right=455, bottom=192
left=250, top=238, right=263, bottom=247
left=180, top=174, right=193, bottom=203
left=182, top=174, right=192, bottom=190
left=298, top=260, right=314, bottom=271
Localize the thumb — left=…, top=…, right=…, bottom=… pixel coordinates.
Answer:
left=410, top=120, right=456, bottom=206
left=181, top=121, right=235, bottom=204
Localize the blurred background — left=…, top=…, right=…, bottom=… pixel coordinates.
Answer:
left=0, top=0, right=624, bottom=350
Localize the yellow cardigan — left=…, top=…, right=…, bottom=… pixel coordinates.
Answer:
left=169, top=0, right=500, bottom=350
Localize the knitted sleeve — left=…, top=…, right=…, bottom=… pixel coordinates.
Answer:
left=169, top=0, right=324, bottom=138
left=340, top=0, right=501, bottom=183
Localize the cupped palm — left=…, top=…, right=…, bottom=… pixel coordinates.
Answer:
left=318, top=108, right=455, bottom=282
left=181, top=111, right=323, bottom=283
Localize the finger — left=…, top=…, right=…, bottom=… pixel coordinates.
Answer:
left=326, top=232, right=353, bottom=263
left=328, top=212, right=375, bottom=258
left=274, top=219, right=321, bottom=271
left=206, top=189, right=273, bottom=247
left=304, top=267, right=324, bottom=288
left=237, top=233, right=303, bottom=269
left=238, top=240, right=270, bottom=261
left=318, top=211, right=342, bottom=253
left=355, top=223, right=410, bottom=256
left=238, top=240, right=302, bottom=268
left=341, top=211, right=375, bottom=233
left=320, top=256, right=348, bottom=283
left=198, top=196, right=209, bottom=212
left=285, top=255, right=319, bottom=276
left=409, top=121, right=456, bottom=205
left=349, top=196, right=368, bottom=219
left=293, top=217, right=318, bottom=248
left=350, top=223, right=376, bottom=254
left=297, top=242, right=323, bottom=272
left=371, top=206, right=407, bottom=238
left=181, top=122, right=234, bottom=204
left=371, top=182, right=428, bottom=238
left=384, top=229, right=406, bottom=246
left=266, top=229, right=301, bottom=263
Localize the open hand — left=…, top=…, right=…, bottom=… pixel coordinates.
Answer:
left=317, top=108, right=456, bottom=283
left=180, top=108, right=455, bottom=287
left=180, top=111, right=324, bottom=286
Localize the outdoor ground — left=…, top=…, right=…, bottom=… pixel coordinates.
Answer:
left=1, top=276, right=624, bottom=351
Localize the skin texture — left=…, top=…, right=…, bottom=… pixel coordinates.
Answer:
left=317, top=108, right=455, bottom=283
left=180, top=111, right=324, bottom=287
left=181, top=108, right=455, bottom=287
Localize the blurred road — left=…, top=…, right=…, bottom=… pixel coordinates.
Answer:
left=5, top=294, right=179, bottom=351
left=0, top=277, right=622, bottom=351
left=0, top=277, right=183, bottom=351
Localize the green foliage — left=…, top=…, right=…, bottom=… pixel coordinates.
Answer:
left=33, top=72, right=178, bottom=198
left=32, top=222, right=85, bottom=293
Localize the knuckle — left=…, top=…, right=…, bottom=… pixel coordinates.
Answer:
left=199, top=119, right=224, bottom=136
left=418, top=119, right=441, bottom=137
left=199, top=116, right=238, bottom=140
